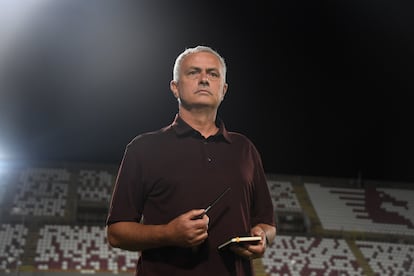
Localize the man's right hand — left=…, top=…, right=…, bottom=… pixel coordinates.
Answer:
left=166, top=209, right=209, bottom=248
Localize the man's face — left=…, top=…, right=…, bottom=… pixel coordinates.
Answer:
left=170, top=51, right=228, bottom=110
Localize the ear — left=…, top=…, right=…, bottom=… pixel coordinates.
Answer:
left=170, top=80, right=179, bottom=99
left=221, top=83, right=228, bottom=101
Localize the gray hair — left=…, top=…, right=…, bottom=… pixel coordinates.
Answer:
left=172, top=45, right=227, bottom=82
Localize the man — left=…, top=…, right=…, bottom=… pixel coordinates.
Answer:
left=106, top=45, right=276, bottom=275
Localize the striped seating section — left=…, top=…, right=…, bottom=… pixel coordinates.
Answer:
left=267, top=180, right=302, bottom=211
left=1, top=165, right=413, bottom=275
left=10, top=168, right=69, bottom=216
left=356, top=240, right=414, bottom=275
left=77, top=170, right=113, bottom=202
left=35, top=225, right=138, bottom=273
left=0, top=224, right=27, bottom=272
left=262, top=235, right=363, bottom=275
left=305, top=183, right=414, bottom=235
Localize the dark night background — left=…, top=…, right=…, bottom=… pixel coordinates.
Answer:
left=0, top=0, right=413, bottom=183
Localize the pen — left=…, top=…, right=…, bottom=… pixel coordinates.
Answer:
left=192, top=187, right=231, bottom=220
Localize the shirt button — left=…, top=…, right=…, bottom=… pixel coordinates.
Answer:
left=207, top=157, right=212, bottom=162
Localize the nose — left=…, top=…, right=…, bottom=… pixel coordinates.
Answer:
left=200, top=71, right=209, bottom=81
left=198, top=72, right=209, bottom=85
left=199, top=79, right=209, bottom=86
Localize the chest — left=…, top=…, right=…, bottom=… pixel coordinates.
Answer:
left=140, top=138, right=256, bottom=221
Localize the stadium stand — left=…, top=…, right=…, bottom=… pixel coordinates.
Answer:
left=77, top=170, right=113, bottom=202
left=34, top=225, right=138, bottom=273
left=267, top=178, right=309, bottom=235
left=0, top=165, right=413, bottom=275
left=0, top=224, right=27, bottom=273
left=10, top=168, right=70, bottom=217
left=267, top=180, right=302, bottom=212
left=304, top=182, right=414, bottom=236
left=357, top=240, right=414, bottom=275
left=263, top=235, right=364, bottom=275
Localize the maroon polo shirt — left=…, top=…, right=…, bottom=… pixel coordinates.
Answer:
left=107, top=114, right=275, bottom=276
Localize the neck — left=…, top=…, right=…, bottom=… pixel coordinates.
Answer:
left=178, top=108, right=219, bottom=138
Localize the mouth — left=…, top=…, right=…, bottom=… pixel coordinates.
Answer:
left=195, top=89, right=211, bottom=94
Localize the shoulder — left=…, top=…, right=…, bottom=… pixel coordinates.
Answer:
left=126, top=125, right=173, bottom=150
left=227, top=131, right=255, bottom=146
left=226, top=130, right=262, bottom=154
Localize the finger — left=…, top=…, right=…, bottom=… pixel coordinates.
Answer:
left=193, top=216, right=209, bottom=230
left=230, top=245, right=252, bottom=259
left=190, top=209, right=206, bottom=220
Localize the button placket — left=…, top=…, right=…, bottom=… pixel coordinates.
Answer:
left=202, top=139, right=213, bottom=164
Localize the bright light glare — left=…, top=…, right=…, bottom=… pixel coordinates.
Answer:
left=0, top=0, right=52, bottom=65
left=0, top=143, right=13, bottom=177
left=0, top=145, right=10, bottom=160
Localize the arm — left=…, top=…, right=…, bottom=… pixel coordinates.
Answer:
left=107, top=209, right=209, bottom=251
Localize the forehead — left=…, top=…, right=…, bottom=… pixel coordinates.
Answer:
left=181, top=51, right=222, bottom=69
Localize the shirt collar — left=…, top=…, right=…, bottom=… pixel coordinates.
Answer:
left=171, top=113, right=232, bottom=143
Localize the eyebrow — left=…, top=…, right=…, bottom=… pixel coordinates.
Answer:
left=187, top=66, right=220, bottom=74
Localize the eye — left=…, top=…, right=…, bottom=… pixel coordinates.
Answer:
left=208, top=71, right=220, bottom=79
left=208, top=71, right=220, bottom=80
left=187, top=70, right=200, bottom=79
